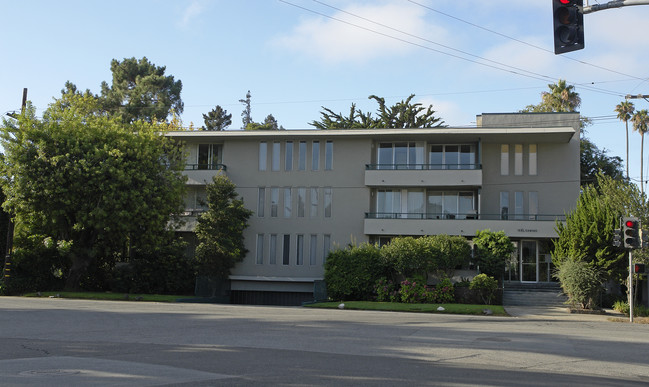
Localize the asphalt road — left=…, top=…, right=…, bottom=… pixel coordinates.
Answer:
left=0, top=297, right=648, bottom=386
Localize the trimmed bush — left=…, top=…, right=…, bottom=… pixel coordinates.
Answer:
left=324, top=243, right=387, bottom=301
left=555, top=259, right=601, bottom=309
left=469, top=274, right=498, bottom=305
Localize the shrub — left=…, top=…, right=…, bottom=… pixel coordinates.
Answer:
left=469, top=274, right=498, bottom=305
left=380, top=237, right=429, bottom=278
left=435, top=277, right=455, bottom=303
left=375, top=278, right=398, bottom=302
left=555, top=259, right=602, bottom=309
left=399, top=279, right=426, bottom=303
left=473, top=230, right=514, bottom=279
left=612, top=300, right=649, bottom=317
left=324, top=243, right=387, bottom=301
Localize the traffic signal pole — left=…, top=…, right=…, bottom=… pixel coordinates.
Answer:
left=629, top=250, right=634, bottom=323
left=583, top=0, right=649, bottom=14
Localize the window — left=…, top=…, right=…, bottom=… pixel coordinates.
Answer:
left=514, top=144, right=523, bottom=175
left=272, top=142, right=280, bottom=171
left=460, top=145, right=475, bottom=169
left=407, top=190, right=425, bottom=219
left=377, top=190, right=401, bottom=218
left=514, top=191, right=524, bottom=219
left=285, top=141, right=293, bottom=171
left=501, top=144, right=509, bottom=175
left=257, top=187, right=265, bottom=217
left=325, top=140, right=333, bottom=170
left=500, top=191, right=509, bottom=220
left=426, top=191, right=443, bottom=218
left=379, top=142, right=423, bottom=169
left=269, top=234, right=277, bottom=264
left=312, top=141, right=320, bottom=171
left=197, top=144, right=222, bottom=169
left=284, top=187, right=292, bottom=218
left=283, top=234, right=290, bottom=265
left=529, top=144, right=537, bottom=175
left=296, top=234, right=304, bottom=265
left=297, top=187, right=306, bottom=217
left=310, top=234, right=317, bottom=265
left=298, top=141, right=307, bottom=170
left=324, top=187, right=332, bottom=217
left=323, top=234, right=331, bottom=264
left=256, top=234, right=264, bottom=264
left=270, top=188, right=279, bottom=217
left=529, top=191, right=538, bottom=219
left=310, top=187, right=319, bottom=217
left=259, top=142, right=267, bottom=171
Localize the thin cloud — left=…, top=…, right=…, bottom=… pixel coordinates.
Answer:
left=178, top=1, right=204, bottom=29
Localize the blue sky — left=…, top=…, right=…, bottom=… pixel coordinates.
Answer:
left=2, top=0, right=649, bottom=184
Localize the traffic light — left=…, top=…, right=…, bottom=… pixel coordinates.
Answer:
left=634, top=263, right=646, bottom=274
left=622, top=217, right=640, bottom=249
left=553, top=0, right=584, bottom=54
left=612, top=229, right=622, bottom=248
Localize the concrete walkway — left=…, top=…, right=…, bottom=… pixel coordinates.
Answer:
left=504, top=305, right=627, bottom=321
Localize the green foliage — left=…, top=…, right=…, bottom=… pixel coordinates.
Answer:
left=580, top=138, right=625, bottom=187
left=375, top=278, right=398, bottom=302
left=324, top=243, right=386, bottom=301
left=194, top=174, right=253, bottom=279
left=613, top=300, right=649, bottom=317
left=472, top=230, right=514, bottom=278
left=310, top=94, right=446, bottom=129
left=553, top=174, right=631, bottom=283
left=469, top=274, right=498, bottom=305
left=202, top=105, right=232, bottom=131
left=0, top=94, right=187, bottom=291
left=99, top=56, right=183, bottom=123
left=522, top=79, right=581, bottom=113
left=380, top=236, right=429, bottom=278
left=555, top=259, right=602, bottom=309
left=426, top=234, right=471, bottom=276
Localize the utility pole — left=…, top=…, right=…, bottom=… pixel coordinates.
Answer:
left=583, top=0, right=649, bottom=14
left=3, top=88, right=27, bottom=283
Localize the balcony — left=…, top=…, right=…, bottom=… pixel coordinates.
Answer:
left=364, top=212, right=564, bottom=239
left=182, top=164, right=227, bottom=185
left=365, top=164, right=482, bottom=187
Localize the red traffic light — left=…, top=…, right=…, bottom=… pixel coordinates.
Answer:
left=625, top=220, right=637, bottom=228
left=635, top=263, right=646, bottom=273
left=559, top=0, right=571, bottom=3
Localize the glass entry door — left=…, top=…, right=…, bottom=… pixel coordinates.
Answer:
left=521, top=240, right=538, bottom=282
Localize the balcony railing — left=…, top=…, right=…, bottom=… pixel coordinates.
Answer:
left=365, top=163, right=481, bottom=170
left=365, top=212, right=565, bottom=221
left=185, top=163, right=227, bottom=171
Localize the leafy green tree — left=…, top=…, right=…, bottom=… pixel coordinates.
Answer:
left=310, top=94, right=446, bottom=129
left=202, top=105, right=232, bottom=131
left=633, top=109, right=649, bottom=194
left=522, top=79, right=581, bottom=113
left=580, top=138, right=625, bottom=187
left=615, top=101, right=635, bottom=178
left=472, top=230, right=515, bottom=279
left=552, top=175, right=628, bottom=283
left=99, top=56, right=183, bottom=123
left=425, top=234, right=471, bottom=277
left=245, top=114, right=283, bottom=130
left=555, top=259, right=602, bottom=309
left=381, top=236, right=429, bottom=278
left=194, top=175, right=253, bottom=279
left=324, top=243, right=386, bottom=301
left=0, top=94, right=187, bottom=290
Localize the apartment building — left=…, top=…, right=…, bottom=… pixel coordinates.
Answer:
left=167, top=112, right=581, bottom=304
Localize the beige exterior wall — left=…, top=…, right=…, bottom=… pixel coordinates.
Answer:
left=167, top=112, right=580, bottom=292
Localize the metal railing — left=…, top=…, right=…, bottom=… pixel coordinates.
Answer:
left=365, top=212, right=565, bottom=221
left=185, top=163, right=227, bottom=171
left=365, top=163, right=481, bottom=170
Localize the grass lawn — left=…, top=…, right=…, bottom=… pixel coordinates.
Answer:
left=304, top=301, right=508, bottom=316
left=23, top=291, right=186, bottom=303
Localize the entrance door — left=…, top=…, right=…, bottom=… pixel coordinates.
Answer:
left=521, top=240, right=538, bottom=282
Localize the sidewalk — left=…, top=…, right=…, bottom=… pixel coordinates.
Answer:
left=504, top=305, right=626, bottom=322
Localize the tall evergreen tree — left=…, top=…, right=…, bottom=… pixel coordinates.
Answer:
left=239, top=90, right=252, bottom=128
left=202, top=105, right=232, bottom=131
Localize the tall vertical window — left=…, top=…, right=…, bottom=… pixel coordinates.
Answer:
left=500, top=144, right=509, bottom=175
left=257, top=187, right=265, bottom=217
left=325, top=140, right=333, bottom=170
left=310, top=234, right=317, bottom=265
left=282, top=234, right=291, bottom=265
left=272, top=141, right=281, bottom=171
left=285, top=141, right=293, bottom=171
left=500, top=191, right=509, bottom=220
left=296, top=234, right=304, bottom=265
left=529, top=191, right=538, bottom=219
left=256, top=234, right=264, bottom=264
left=269, top=234, right=277, bottom=264
left=298, top=141, right=307, bottom=170
left=284, top=187, right=292, bottom=218
left=529, top=144, right=537, bottom=175
left=514, top=191, right=524, bottom=220
left=310, top=187, right=319, bottom=217
left=312, top=141, right=320, bottom=171
left=259, top=142, right=267, bottom=171
left=407, top=190, right=425, bottom=219
left=297, top=187, right=306, bottom=217
left=514, top=144, right=523, bottom=176
left=197, top=144, right=222, bottom=169
left=270, top=187, right=279, bottom=217
left=323, top=234, right=331, bottom=264
left=377, top=190, right=401, bottom=218
left=324, top=187, right=332, bottom=218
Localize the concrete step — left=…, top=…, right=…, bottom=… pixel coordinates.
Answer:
left=503, top=288, right=567, bottom=307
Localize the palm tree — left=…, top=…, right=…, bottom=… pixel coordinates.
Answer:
left=615, top=101, right=635, bottom=178
left=541, top=79, right=582, bottom=112
left=632, top=109, right=649, bottom=194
